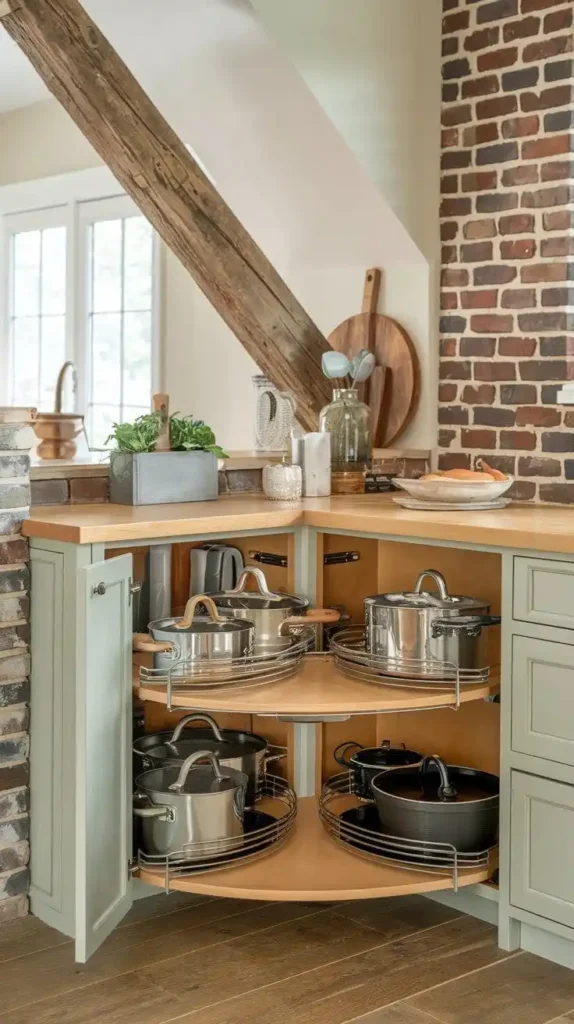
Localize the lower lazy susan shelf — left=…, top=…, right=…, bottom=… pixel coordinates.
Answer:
left=137, top=655, right=498, bottom=718
left=137, top=797, right=493, bottom=901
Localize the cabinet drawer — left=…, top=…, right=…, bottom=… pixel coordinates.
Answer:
left=512, top=635, right=574, bottom=766
left=514, top=556, right=574, bottom=630
left=511, top=771, right=574, bottom=929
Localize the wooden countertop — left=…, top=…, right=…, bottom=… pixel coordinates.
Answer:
left=22, top=493, right=574, bottom=553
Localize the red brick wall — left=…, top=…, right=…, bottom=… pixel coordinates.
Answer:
left=440, top=0, right=574, bottom=502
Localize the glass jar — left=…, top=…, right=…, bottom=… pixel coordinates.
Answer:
left=320, top=388, right=371, bottom=470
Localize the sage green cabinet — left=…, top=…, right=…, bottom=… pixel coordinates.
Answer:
left=512, top=635, right=574, bottom=767
left=29, top=542, right=134, bottom=963
left=513, top=556, right=574, bottom=631
left=510, top=771, right=574, bottom=930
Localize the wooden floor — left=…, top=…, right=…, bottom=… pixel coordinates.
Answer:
left=1, top=895, right=574, bottom=1023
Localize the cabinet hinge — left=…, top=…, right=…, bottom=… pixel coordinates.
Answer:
left=129, top=856, right=138, bottom=878
left=129, top=578, right=142, bottom=605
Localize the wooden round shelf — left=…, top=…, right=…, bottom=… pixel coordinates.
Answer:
left=137, top=655, right=498, bottom=718
left=138, top=797, right=492, bottom=901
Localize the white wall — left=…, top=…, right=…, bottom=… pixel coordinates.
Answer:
left=0, top=0, right=441, bottom=452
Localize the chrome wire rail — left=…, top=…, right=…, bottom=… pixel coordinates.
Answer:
left=319, top=773, right=493, bottom=893
left=139, top=629, right=314, bottom=706
left=137, top=774, right=297, bottom=892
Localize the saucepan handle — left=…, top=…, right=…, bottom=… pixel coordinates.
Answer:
left=334, top=741, right=362, bottom=770
left=133, top=632, right=175, bottom=654
left=263, top=744, right=287, bottom=769
left=169, top=749, right=229, bottom=791
left=419, top=755, right=457, bottom=801
left=228, top=566, right=281, bottom=600
left=174, top=595, right=224, bottom=629
left=133, top=803, right=176, bottom=822
left=169, top=713, right=223, bottom=746
left=431, top=614, right=501, bottom=639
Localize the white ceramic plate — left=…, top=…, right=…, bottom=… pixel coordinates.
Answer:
left=392, top=476, right=513, bottom=503
left=393, top=496, right=512, bottom=512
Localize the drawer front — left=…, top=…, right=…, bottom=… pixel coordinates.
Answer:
left=514, top=556, right=574, bottom=630
left=511, top=771, right=574, bottom=929
left=512, top=635, right=574, bottom=766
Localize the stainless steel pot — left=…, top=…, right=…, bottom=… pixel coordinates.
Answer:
left=133, top=712, right=283, bottom=805
left=364, top=569, right=500, bottom=678
left=133, top=595, right=255, bottom=671
left=134, top=750, right=247, bottom=859
left=208, top=566, right=339, bottom=652
left=370, top=755, right=499, bottom=853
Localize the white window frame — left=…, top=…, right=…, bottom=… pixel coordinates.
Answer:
left=0, top=166, right=161, bottom=421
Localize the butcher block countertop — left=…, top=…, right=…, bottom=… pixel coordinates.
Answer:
left=22, top=493, right=574, bottom=553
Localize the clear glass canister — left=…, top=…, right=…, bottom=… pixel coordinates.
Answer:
left=319, top=388, right=371, bottom=471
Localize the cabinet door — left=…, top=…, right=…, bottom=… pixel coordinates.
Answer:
left=511, top=771, right=574, bottom=929
left=514, top=556, right=574, bottom=630
left=75, top=554, right=133, bottom=962
left=512, top=635, right=574, bottom=767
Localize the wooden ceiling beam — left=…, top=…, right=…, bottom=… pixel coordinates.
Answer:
left=1, top=0, right=333, bottom=430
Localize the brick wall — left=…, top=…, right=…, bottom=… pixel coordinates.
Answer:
left=440, top=0, right=574, bottom=502
left=0, top=417, right=34, bottom=923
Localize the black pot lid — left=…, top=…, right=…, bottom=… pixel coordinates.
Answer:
left=137, top=763, right=247, bottom=795
left=372, top=764, right=499, bottom=803
left=351, top=746, right=422, bottom=768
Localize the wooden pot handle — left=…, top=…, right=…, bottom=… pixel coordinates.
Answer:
left=281, top=608, right=341, bottom=627
left=174, top=594, right=224, bottom=630
left=133, top=632, right=174, bottom=654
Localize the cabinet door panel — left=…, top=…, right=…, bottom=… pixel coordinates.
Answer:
left=75, top=554, right=133, bottom=962
left=513, top=556, right=574, bottom=630
left=511, top=771, right=574, bottom=929
left=512, top=635, right=574, bottom=766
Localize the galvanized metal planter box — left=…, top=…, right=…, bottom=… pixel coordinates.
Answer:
left=109, top=451, right=218, bottom=505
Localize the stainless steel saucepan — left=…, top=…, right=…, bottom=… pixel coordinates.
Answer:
left=364, top=569, right=500, bottom=678
left=133, top=595, right=255, bottom=670
left=134, top=749, right=247, bottom=859
left=208, top=566, right=340, bottom=652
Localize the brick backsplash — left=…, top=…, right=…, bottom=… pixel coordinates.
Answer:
left=440, top=0, right=574, bottom=502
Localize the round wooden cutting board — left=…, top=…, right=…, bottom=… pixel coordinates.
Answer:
left=328, top=312, right=420, bottom=447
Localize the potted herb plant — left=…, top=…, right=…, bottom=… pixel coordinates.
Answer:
left=107, top=397, right=228, bottom=505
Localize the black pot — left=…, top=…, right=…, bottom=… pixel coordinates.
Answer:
left=370, top=755, right=499, bottom=853
left=334, top=739, right=423, bottom=799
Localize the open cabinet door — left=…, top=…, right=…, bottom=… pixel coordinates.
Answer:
left=75, top=554, right=134, bottom=962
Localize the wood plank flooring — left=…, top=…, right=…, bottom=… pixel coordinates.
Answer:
left=1, top=895, right=573, bottom=1024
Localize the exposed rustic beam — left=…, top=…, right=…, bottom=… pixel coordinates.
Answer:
left=1, top=0, right=333, bottom=430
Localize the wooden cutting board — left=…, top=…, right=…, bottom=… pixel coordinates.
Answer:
left=328, top=271, right=420, bottom=447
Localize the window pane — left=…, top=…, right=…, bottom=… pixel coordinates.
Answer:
left=12, top=318, right=39, bottom=404
left=89, top=404, right=119, bottom=449
left=91, top=313, right=121, bottom=405
left=40, top=316, right=66, bottom=408
left=13, top=231, right=41, bottom=316
left=41, top=227, right=66, bottom=315
left=92, top=219, right=122, bottom=313
left=123, top=311, right=151, bottom=406
left=124, top=217, right=152, bottom=311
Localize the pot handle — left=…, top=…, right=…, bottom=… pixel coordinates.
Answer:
left=168, top=749, right=229, bottom=791
left=280, top=608, right=341, bottom=631
left=133, top=632, right=175, bottom=654
left=334, top=741, right=363, bottom=769
left=133, top=803, right=176, bottom=822
left=226, top=566, right=282, bottom=600
left=169, top=713, right=224, bottom=746
left=174, top=595, right=226, bottom=629
left=419, top=755, right=457, bottom=801
left=431, top=614, right=501, bottom=639
left=263, top=744, right=287, bottom=769
left=414, top=570, right=449, bottom=601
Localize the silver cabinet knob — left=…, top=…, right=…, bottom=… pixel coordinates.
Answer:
left=92, top=582, right=107, bottom=596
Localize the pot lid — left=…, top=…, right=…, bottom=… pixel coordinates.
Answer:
left=149, top=594, right=254, bottom=635
left=371, top=762, right=499, bottom=804
left=365, top=569, right=486, bottom=612
left=209, top=565, right=307, bottom=611
left=351, top=745, right=422, bottom=768
left=137, top=762, right=247, bottom=795
left=136, top=728, right=266, bottom=763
